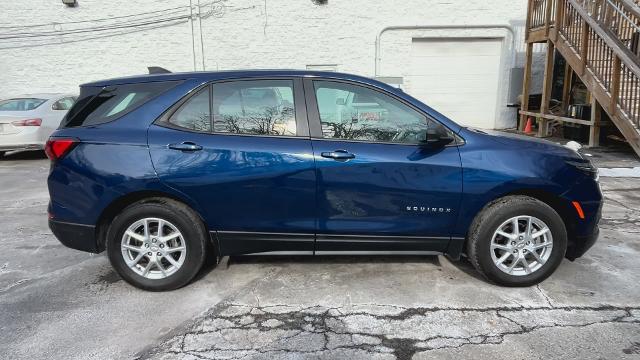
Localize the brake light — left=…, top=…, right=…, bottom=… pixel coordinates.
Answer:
left=11, top=118, right=42, bottom=126
left=45, top=138, right=77, bottom=161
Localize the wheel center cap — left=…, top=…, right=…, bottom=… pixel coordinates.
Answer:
left=150, top=246, right=159, bottom=251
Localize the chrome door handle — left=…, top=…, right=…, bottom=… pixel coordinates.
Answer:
left=168, top=142, right=203, bottom=151
left=321, top=150, right=355, bottom=160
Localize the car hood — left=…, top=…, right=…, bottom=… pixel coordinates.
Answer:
left=462, top=127, right=583, bottom=159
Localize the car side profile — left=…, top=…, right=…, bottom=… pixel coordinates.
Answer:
left=0, top=94, right=76, bottom=156
left=46, top=70, right=602, bottom=291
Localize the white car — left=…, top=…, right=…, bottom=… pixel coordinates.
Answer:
left=0, top=94, right=77, bottom=157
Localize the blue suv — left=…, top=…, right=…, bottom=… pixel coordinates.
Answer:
left=46, top=70, right=602, bottom=290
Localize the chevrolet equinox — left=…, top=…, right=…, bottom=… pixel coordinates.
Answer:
left=46, top=70, right=602, bottom=290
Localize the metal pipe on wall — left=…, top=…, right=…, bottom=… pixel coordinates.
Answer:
left=374, top=24, right=517, bottom=77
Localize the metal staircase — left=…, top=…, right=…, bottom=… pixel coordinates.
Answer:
left=522, top=0, right=640, bottom=156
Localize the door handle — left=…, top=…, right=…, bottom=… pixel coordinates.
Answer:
left=168, top=142, right=203, bottom=152
left=321, top=150, right=355, bottom=161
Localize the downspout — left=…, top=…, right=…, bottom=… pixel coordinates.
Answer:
left=374, top=25, right=517, bottom=77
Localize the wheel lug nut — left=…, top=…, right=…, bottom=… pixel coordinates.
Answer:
left=513, top=250, right=518, bottom=254
left=519, top=236, right=523, bottom=240
left=523, top=249, right=528, bottom=253
left=145, top=244, right=149, bottom=248
left=147, top=252, right=152, bottom=256
left=159, top=244, right=164, bottom=248
left=157, top=252, right=162, bottom=256
left=511, top=241, right=516, bottom=245
left=152, top=238, right=157, bottom=243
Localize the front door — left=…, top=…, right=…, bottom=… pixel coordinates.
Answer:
left=305, top=79, right=463, bottom=253
left=148, top=78, right=316, bottom=255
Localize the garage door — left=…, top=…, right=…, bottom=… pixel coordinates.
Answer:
left=407, top=38, right=503, bottom=129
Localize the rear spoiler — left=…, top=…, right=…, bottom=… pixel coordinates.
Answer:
left=148, top=66, right=172, bottom=74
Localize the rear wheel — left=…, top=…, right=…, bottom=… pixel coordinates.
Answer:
left=466, top=195, right=567, bottom=287
left=106, top=198, right=208, bottom=291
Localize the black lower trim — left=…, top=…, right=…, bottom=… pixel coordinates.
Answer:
left=216, top=231, right=315, bottom=256
left=566, top=226, right=599, bottom=261
left=49, top=219, right=100, bottom=253
left=445, top=237, right=466, bottom=260
left=315, top=233, right=449, bottom=252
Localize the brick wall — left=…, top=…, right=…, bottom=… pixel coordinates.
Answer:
left=0, top=0, right=544, bottom=128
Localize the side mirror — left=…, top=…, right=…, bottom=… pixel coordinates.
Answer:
left=422, top=128, right=454, bottom=147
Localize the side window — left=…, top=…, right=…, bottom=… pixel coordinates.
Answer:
left=168, top=87, right=211, bottom=132
left=313, top=81, right=445, bottom=144
left=212, top=80, right=297, bottom=136
left=52, top=97, right=75, bottom=111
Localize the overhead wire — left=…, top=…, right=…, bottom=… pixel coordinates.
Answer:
left=0, top=1, right=250, bottom=51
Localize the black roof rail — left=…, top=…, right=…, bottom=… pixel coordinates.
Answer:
left=148, top=66, right=172, bottom=74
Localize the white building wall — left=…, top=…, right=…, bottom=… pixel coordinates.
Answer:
left=0, top=0, right=545, bottom=129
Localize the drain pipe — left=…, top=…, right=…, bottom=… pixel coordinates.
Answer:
left=374, top=25, right=517, bottom=77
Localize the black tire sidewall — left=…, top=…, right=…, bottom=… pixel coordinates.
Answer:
left=473, top=198, right=567, bottom=286
left=106, top=201, right=206, bottom=291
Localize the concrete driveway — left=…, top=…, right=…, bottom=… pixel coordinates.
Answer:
left=0, top=147, right=639, bottom=360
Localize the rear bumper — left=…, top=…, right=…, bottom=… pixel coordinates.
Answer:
left=48, top=219, right=101, bottom=253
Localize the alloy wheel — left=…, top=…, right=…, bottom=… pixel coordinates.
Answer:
left=490, top=215, right=553, bottom=276
left=120, top=217, right=187, bottom=280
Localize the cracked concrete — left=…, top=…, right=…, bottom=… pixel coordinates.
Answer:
left=1, top=146, right=639, bottom=360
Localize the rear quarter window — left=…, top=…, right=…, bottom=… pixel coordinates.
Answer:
left=62, top=81, right=179, bottom=127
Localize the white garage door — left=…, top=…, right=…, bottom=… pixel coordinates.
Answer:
left=407, top=38, right=503, bottom=128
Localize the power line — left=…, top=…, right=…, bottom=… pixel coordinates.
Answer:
left=0, top=18, right=190, bottom=50
left=0, top=4, right=189, bottom=30
left=0, top=13, right=190, bottom=39
left=0, top=2, right=254, bottom=51
left=0, top=0, right=225, bottom=40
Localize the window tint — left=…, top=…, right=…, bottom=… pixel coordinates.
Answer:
left=314, top=81, right=444, bottom=144
left=62, top=81, right=178, bottom=127
left=168, top=87, right=211, bottom=132
left=212, top=80, right=297, bottom=136
left=0, top=98, right=46, bottom=111
left=52, top=97, right=75, bottom=111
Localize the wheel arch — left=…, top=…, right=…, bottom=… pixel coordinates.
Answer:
left=504, top=189, right=576, bottom=242
left=94, top=190, right=213, bottom=252
left=450, top=188, right=576, bottom=260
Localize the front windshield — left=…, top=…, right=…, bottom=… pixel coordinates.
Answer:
left=0, top=98, right=47, bottom=111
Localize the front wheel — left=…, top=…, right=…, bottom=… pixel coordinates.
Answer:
left=466, top=195, right=567, bottom=287
left=106, top=198, right=208, bottom=291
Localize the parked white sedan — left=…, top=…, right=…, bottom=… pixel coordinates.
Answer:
left=0, top=94, right=76, bottom=156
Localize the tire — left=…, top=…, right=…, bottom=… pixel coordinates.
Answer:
left=466, top=195, right=567, bottom=287
left=106, top=198, right=208, bottom=291
left=0, top=151, right=5, bottom=158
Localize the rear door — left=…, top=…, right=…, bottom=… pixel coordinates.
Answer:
left=148, top=78, right=317, bottom=255
left=304, top=79, right=463, bottom=253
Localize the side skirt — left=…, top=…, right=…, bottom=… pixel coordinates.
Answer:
left=214, top=231, right=456, bottom=257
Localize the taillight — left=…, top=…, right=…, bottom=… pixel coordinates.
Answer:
left=12, top=118, right=42, bottom=126
left=45, top=138, right=78, bottom=161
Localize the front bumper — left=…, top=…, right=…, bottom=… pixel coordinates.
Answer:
left=48, top=219, right=101, bottom=253
left=566, top=225, right=599, bottom=260
left=565, top=199, right=602, bottom=261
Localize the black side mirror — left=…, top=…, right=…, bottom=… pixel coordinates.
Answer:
left=422, top=128, right=454, bottom=147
